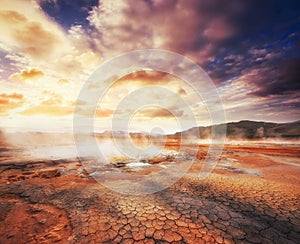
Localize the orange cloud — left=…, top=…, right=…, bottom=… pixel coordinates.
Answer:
left=9, top=68, right=44, bottom=82
left=108, top=70, right=189, bottom=97
left=0, top=93, right=24, bottom=100
left=116, top=70, right=171, bottom=86
left=0, top=92, right=25, bottom=115
left=0, top=99, right=9, bottom=105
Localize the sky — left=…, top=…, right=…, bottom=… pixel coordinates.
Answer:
left=0, top=0, right=299, bottom=133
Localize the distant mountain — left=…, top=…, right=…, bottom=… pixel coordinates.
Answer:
left=88, top=120, right=300, bottom=140
left=172, top=120, right=300, bottom=139
left=1, top=121, right=299, bottom=148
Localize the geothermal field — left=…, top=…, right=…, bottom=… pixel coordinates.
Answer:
left=0, top=132, right=299, bottom=244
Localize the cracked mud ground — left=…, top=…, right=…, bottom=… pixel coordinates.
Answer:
left=0, top=144, right=300, bottom=243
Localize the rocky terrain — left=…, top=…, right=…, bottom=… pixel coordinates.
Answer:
left=0, top=142, right=299, bottom=243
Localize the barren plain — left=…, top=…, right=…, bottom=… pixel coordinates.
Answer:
left=0, top=138, right=299, bottom=244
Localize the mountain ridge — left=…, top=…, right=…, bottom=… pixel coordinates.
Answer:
left=171, top=120, right=300, bottom=139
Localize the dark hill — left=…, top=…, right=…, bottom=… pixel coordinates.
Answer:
left=172, top=120, right=300, bottom=139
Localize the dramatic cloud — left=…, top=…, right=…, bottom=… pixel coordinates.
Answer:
left=0, top=0, right=100, bottom=82
left=115, top=71, right=174, bottom=88
left=39, top=0, right=98, bottom=28
left=86, top=1, right=279, bottom=61
left=277, top=58, right=300, bottom=94
left=0, top=0, right=299, bottom=131
left=86, top=0, right=300, bottom=102
left=0, top=1, right=67, bottom=61
left=228, top=57, right=300, bottom=97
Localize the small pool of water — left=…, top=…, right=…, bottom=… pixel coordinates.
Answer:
left=126, top=161, right=151, bottom=168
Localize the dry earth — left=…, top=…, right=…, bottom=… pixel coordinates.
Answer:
left=0, top=143, right=299, bottom=243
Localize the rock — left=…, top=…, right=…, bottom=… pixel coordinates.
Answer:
left=38, top=169, right=60, bottom=179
